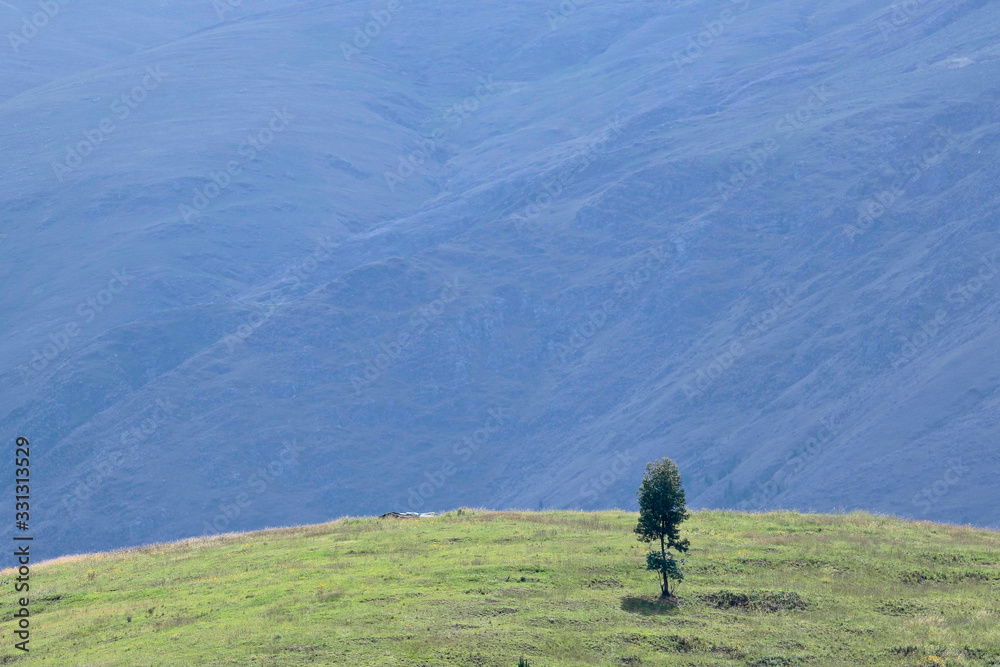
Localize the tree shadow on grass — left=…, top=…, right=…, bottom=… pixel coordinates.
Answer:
left=620, top=595, right=682, bottom=616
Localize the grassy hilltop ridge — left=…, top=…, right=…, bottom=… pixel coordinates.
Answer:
left=1, top=510, right=998, bottom=666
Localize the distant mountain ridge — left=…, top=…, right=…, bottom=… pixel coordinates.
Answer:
left=1, top=0, right=999, bottom=563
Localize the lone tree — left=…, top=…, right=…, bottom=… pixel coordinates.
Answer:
left=635, top=457, right=690, bottom=598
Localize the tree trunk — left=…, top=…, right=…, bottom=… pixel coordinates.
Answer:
left=659, top=534, right=668, bottom=597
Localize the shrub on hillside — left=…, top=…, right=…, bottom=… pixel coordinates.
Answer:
left=696, top=590, right=809, bottom=612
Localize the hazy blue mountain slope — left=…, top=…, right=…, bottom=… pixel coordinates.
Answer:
left=1, top=0, right=998, bottom=562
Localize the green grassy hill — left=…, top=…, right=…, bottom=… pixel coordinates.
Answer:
left=2, top=510, right=998, bottom=666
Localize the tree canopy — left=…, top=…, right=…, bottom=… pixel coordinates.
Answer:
left=635, top=457, right=690, bottom=597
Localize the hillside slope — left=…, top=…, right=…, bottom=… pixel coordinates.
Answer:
left=1, top=510, right=998, bottom=666
left=1, top=0, right=1000, bottom=561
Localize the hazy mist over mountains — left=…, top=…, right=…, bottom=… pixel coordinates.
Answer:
left=2, top=0, right=998, bottom=563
